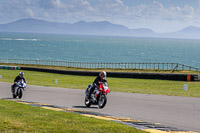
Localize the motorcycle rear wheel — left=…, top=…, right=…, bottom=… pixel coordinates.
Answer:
left=85, top=97, right=91, bottom=107
left=12, top=94, right=17, bottom=98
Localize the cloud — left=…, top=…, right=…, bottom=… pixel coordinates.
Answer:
left=25, top=8, right=35, bottom=17
left=0, top=0, right=200, bottom=32
left=120, top=1, right=200, bottom=32
left=51, top=0, right=65, bottom=9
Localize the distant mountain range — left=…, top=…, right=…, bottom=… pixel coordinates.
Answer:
left=0, top=18, right=200, bottom=39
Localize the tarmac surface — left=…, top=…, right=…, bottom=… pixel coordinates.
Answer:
left=0, top=81, right=200, bottom=132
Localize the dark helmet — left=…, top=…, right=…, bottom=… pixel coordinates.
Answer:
left=99, top=71, right=106, bottom=79
left=19, top=72, right=24, bottom=78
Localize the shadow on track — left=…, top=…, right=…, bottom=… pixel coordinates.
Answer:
left=2, top=97, right=15, bottom=100
left=73, top=106, right=98, bottom=109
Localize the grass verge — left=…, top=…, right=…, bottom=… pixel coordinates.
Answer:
left=0, top=69, right=200, bottom=97
left=0, top=99, right=145, bottom=133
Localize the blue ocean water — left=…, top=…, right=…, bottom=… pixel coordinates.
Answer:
left=0, top=32, right=200, bottom=68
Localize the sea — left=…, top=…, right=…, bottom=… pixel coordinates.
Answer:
left=0, top=32, right=200, bottom=68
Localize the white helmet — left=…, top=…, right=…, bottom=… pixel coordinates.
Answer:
left=99, top=71, right=106, bottom=79
left=19, top=72, right=24, bottom=78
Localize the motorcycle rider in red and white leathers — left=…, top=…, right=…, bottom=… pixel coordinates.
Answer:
left=88, top=71, right=107, bottom=100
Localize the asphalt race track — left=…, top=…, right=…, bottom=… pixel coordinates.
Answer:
left=0, top=82, right=200, bottom=132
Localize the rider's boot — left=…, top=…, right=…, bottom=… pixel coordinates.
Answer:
left=91, top=94, right=96, bottom=101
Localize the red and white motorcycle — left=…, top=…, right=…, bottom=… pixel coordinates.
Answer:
left=85, top=82, right=110, bottom=108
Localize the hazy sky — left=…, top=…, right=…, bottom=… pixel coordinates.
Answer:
left=1, top=0, right=200, bottom=33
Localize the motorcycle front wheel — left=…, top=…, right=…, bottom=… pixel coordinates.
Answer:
left=98, top=94, right=107, bottom=108
left=17, top=88, right=23, bottom=99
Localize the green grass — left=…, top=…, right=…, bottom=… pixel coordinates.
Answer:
left=1, top=69, right=200, bottom=97
left=0, top=100, right=145, bottom=133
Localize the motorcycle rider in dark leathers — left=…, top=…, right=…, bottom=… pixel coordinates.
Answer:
left=11, top=72, right=27, bottom=94
left=88, top=71, right=107, bottom=100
